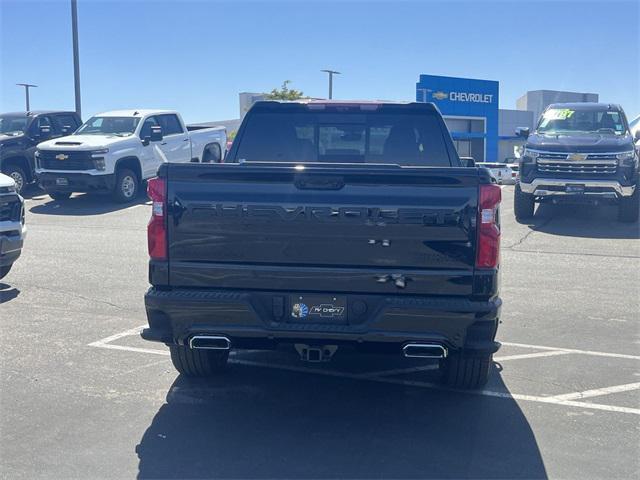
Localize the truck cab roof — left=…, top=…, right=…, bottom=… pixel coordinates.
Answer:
left=546, top=102, right=623, bottom=112
left=93, top=109, right=179, bottom=117
left=1, top=110, right=78, bottom=117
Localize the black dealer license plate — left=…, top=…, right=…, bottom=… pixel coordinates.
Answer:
left=56, top=177, right=69, bottom=186
left=289, top=295, right=347, bottom=323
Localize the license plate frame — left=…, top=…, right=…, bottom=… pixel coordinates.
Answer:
left=55, top=177, right=69, bottom=186
left=289, top=295, right=348, bottom=323
left=565, top=184, right=585, bottom=194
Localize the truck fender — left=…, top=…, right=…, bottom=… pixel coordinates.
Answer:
left=1, top=155, right=33, bottom=182
left=114, top=156, right=143, bottom=184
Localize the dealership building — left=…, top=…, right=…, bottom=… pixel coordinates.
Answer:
left=416, top=74, right=599, bottom=162
left=222, top=76, right=599, bottom=163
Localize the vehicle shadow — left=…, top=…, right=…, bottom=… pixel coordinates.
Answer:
left=0, top=282, right=20, bottom=303
left=521, top=202, right=639, bottom=239
left=28, top=192, right=149, bottom=216
left=136, top=360, right=547, bottom=479
left=19, top=184, right=47, bottom=200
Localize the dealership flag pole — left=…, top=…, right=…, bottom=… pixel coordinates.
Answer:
left=71, top=0, right=82, bottom=118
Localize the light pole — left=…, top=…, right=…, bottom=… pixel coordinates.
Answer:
left=71, top=0, right=81, bottom=118
left=321, top=69, right=341, bottom=99
left=16, top=83, right=37, bottom=111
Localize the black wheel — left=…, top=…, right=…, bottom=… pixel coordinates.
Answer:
left=49, top=191, right=72, bottom=201
left=514, top=183, right=535, bottom=221
left=0, top=264, right=12, bottom=280
left=112, top=168, right=139, bottom=203
left=3, top=165, right=27, bottom=195
left=440, top=352, right=492, bottom=390
left=618, top=187, right=639, bottom=223
left=169, top=346, right=229, bottom=377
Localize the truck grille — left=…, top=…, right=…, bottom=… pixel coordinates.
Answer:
left=39, top=151, right=95, bottom=171
left=0, top=196, right=21, bottom=222
left=537, top=153, right=617, bottom=175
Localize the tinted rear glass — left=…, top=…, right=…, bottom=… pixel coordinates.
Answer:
left=234, top=110, right=453, bottom=166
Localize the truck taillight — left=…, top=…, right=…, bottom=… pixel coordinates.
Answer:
left=476, top=184, right=501, bottom=269
left=147, top=177, right=167, bottom=260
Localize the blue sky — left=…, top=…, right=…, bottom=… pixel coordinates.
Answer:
left=1, top=0, right=639, bottom=123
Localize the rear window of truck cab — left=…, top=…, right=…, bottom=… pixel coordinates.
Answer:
left=233, top=109, right=454, bottom=166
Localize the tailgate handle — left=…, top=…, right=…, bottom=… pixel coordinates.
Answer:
left=295, top=176, right=345, bottom=190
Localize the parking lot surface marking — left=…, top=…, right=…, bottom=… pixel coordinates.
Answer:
left=88, top=326, right=640, bottom=416
left=548, top=382, right=640, bottom=402
left=494, top=350, right=572, bottom=362
left=502, top=341, right=640, bottom=361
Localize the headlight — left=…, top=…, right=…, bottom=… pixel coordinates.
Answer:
left=522, top=148, right=540, bottom=163
left=1, top=184, right=17, bottom=194
left=35, top=150, right=41, bottom=158
left=616, top=151, right=635, bottom=160
left=91, top=148, right=109, bottom=157
left=616, top=150, right=636, bottom=167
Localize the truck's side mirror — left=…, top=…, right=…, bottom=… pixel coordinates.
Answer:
left=208, top=144, right=222, bottom=163
left=460, top=156, right=475, bottom=167
left=38, top=125, right=52, bottom=139
left=150, top=126, right=163, bottom=142
left=143, top=126, right=163, bottom=146
left=515, top=127, right=530, bottom=139
left=634, top=130, right=640, bottom=142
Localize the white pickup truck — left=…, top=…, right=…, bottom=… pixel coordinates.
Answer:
left=35, top=110, right=226, bottom=202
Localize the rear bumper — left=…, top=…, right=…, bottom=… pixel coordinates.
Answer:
left=520, top=178, right=636, bottom=198
left=0, top=223, right=26, bottom=267
left=37, top=172, right=116, bottom=193
left=142, top=288, right=501, bottom=355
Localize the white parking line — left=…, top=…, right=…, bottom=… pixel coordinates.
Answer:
left=494, top=350, right=572, bottom=362
left=548, top=382, right=640, bottom=402
left=87, top=327, right=640, bottom=416
left=502, top=341, right=640, bottom=361
left=87, top=325, right=146, bottom=347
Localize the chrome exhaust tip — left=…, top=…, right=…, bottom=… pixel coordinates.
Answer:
left=189, top=335, right=231, bottom=350
left=402, top=343, right=448, bottom=359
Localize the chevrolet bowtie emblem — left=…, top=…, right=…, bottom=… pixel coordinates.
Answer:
left=432, top=91, right=448, bottom=101
left=55, top=153, right=69, bottom=161
left=567, top=153, right=587, bottom=161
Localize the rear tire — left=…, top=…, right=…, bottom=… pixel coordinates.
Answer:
left=618, top=187, right=639, bottom=223
left=49, top=191, right=72, bottom=201
left=0, top=264, right=12, bottom=280
left=112, top=168, right=139, bottom=203
left=514, top=183, right=535, bottom=221
left=440, top=352, right=492, bottom=390
left=3, top=165, right=27, bottom=195
left=169, top=345, right=229, bottom=377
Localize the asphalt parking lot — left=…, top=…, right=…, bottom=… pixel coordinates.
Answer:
left=1, top=186, right=639, bottom=479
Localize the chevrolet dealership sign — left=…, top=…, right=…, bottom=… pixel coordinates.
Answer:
left=421, top=89, right=495, bottom=104
left=449, top=91, right=494, bottom=103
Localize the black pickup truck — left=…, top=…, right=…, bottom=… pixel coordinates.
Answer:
left=0, top=111, right=82, bottom=194
left=141, top=101, right=502, bottom=389
left=514, top=103, right=639, bottom=222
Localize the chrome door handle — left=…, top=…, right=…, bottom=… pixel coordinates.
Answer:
left=182, top=138, right=189, bottom=142
left=160, top=142, right=167, bottom=145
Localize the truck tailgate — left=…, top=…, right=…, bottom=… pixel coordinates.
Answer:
left=165, top=163, right=481, bottom=296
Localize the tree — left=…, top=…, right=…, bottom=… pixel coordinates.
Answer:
left=265, top=80, right=305, bottom=100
